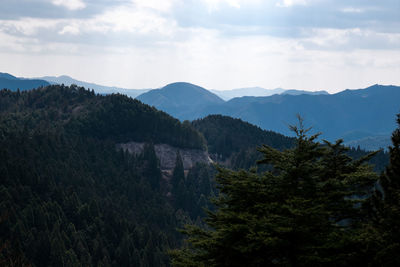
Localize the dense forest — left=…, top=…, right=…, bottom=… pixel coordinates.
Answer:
left=193, top=114, right=388, bottom=172
left=0, top=86, right=215, bottom=266
left=0, top=85, right=396, bottom=266
left=172, top=115, right=400, bottom=266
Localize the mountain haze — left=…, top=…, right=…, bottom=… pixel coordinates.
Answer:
left=0, top=72, right=50, bottom=91
left=139, top=83, right=400, bottom=148
left=137, top=82, right=224, bottom=120
left=211, top=87, right=329, bottom=100
left=282, top=89, right=329, bottom=96
left=211, top=87, right=285, bottom=100
left=40, top=75, right=149, bottom=98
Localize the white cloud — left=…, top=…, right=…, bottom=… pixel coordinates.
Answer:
left=0, top=0, right=399, bottom=93
left=341, top=7, right=364, bottom=13
left=52, top=0, right=86, bottom=10
left=88, top=5, right=177, bottom=35
left=132, top=0, right=179, bottom=13
left=276, top=0, right=308, bottom=7
left=0, top=18, right=59, bottom=36
left=59, top=24, right=80, bottom=35
left=202, top=0, right=242, bottom=11
left=300, top=28, right=400, bottom=51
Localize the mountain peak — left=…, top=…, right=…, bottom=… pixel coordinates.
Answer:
left=137, top=82, right=224, bottom=120
left=0, top=72, right=50, bottom=91
left=161, top=82, right=211, bottom=93
left=0, top=72, right=18, bottom=80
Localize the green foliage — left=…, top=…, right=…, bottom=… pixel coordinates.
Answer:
left=365, top=113, right=400, bottom=266
left=172, top=118, right=379, bottom=266
left=192, top=114, right=388, bottom=172
left=0, top=85, right=205, bottom=150
left=192, top=115, right=295, bottom=162
left=0, top=86, right=212, bottom=266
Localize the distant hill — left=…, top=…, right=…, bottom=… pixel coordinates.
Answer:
left=137, top=82, right=225, bottom=120
left=39, top=75, right=149, bottom=98
left=344, top=135, right=391, bottom=151
left=282, top=89, right=329, bottom=96
left=192, top=115, right=295, bottom=169
left=211, top=87, right=328, bottom=100
left=140, top=83, right=400, bottom=148
left=0, top=72, right=50, bottom=91
left=220, top=84, right=400, bottom=141
left=211, top=87, right=285, bottom=100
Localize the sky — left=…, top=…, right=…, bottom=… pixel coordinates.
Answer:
left=0, top=0, right=399, bottom=92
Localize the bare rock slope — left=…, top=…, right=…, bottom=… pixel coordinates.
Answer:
left=118, top=142, right=213, bottom=170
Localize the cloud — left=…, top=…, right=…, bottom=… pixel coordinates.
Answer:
left=341, top=7, right=364, bottom=13
left=132, top=0, right=179, bottom=13
left=300, top=28, right=400, bottom=51
left=276, top=0, right=308, bottom=8
left=202, top=0, right=242, bottom=11
left=52, top=0, right=86, bottom=10
left=91, top=5, right=175, bottom=35
left=0, top=18, right=60, bottom=36
left=0, top=0, right=399, bottom=92
left=59, top=24, right=80, bottom=35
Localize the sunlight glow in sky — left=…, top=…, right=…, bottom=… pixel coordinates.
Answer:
left=0, top=0, right=399, bottom=92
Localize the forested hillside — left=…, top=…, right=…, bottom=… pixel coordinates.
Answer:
left=172, top=115, right=400, bottom=266
left=0, top=85, right=215, bottom=266
left=0, top=85, right=391, bottom=266
left=0, top=73, right=50, bottom=91
left=193, top=115, right=388, bottom=172
left=139, top=83, right=400, bottom=149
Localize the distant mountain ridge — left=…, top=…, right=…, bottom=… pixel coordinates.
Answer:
left=138, top=83, right=400, bottom=150
left=282, top=89, right=329, bottom=96
left=137, top=82, right=224, bottom=120
left=2, top=72, right=398, bottom=150
left=0, top=72, right=50, bottom=91
left=211, top=87, right=329, bottom=100
left=39, top=75, right=149, bottom=98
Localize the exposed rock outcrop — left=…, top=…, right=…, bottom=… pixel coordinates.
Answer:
left=117, top=142, right=213, bottom=170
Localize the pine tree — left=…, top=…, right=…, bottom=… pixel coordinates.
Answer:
left=141, top=143, right=162, bottom=190
left=171, top=118, right=378, bottom=266
left=171, top=152, right=186, bottom=209
left=366, top=114, right=400, bottom=265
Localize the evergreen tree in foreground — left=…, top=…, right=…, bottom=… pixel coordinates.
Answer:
left=366, top=113, right=400, bottom=266
left=171, top=118, right=379, bottom=266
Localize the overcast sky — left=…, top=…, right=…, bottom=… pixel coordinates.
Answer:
left=0, top=0, right=399, bottom=92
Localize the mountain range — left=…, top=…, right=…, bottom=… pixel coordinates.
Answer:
left=137, top=82, right=400, bottom=150
left=0, top=84, right=390, bottom=266
left=211, top=87, right=329, bottom=100
left=0, top=72, right=50, bottom=91
left=38, top=75, right=149, bottom=98
left=1, top=72, right=328, bottom=100
left=1, top=72, right=399, bottom=150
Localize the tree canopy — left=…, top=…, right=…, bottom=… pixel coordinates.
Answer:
left=171, top=118, right=380, bottom=266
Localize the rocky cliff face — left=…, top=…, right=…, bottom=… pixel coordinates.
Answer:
left=117, top=142, right=213, bottom=170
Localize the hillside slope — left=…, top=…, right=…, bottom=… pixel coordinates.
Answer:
left=141, top=83, right=400, bottom=145
left=0, top=85, right=214, bottom=266
left=40, top=75, right=148, bottom=98
left=0, top=72, right=50, bottom=91
left=137, top=82, right=224, bottom=120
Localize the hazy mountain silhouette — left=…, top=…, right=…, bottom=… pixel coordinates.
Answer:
left=211, top=87, right=285, bottom=100
left=0, top=72, right=50, bottom=91
left=211, top=87, right=328, bottom=100
left=282, top=89, right=329, bottom=96
left=40, top=75, right=149, bottom=98
left=137, top=82, right=224, bottom=120
left=138, top=83, right=400, bottom=146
